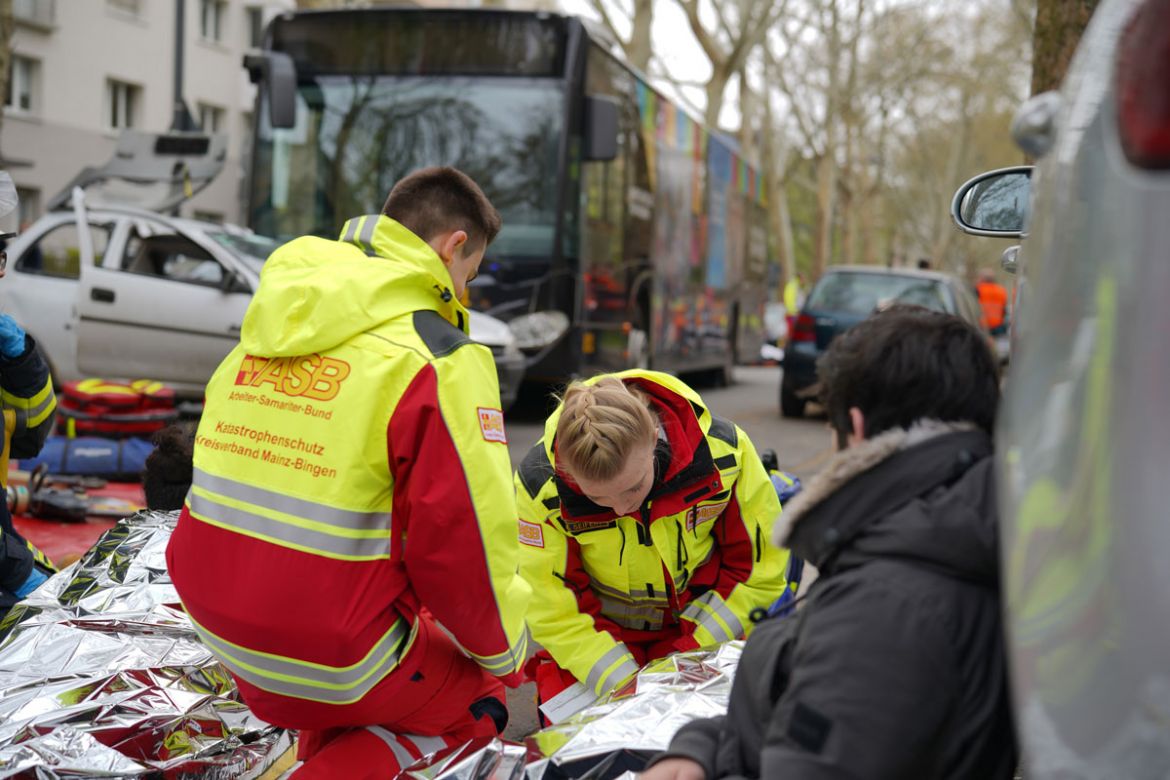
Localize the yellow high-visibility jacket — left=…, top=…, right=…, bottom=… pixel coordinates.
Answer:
left=166, top=216, right=531, bottom=718
left=515, top=370, right=790, bottom=696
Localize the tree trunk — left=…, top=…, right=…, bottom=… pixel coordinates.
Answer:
left=1031, top=0, right=1100, bottom=94
left=813, top=151, right=837, bottom=279
left=627, top=0, right=654, bottom=72
left=705, top=65, right=732, bottom=129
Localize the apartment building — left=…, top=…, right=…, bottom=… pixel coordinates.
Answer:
left=3, top=0, right=294, bottom=227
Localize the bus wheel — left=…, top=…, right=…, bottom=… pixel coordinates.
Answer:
left=627, top=324, right=649, bottom=369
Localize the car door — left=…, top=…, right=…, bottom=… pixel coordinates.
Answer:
left=0, top=211, right=118, bottom=383
left=75, top=215, right=251, bottom=389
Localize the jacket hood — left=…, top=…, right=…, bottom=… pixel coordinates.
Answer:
left=240, top=215, right=468, bottom=357
left=777, top=420, right=999, bottom=585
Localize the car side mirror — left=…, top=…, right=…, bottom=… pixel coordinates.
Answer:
left=583, top=95, right=619, bottom=162
left=221, top=270, right=251, bottom=294
left=951, top=166, right=1033, bottom=238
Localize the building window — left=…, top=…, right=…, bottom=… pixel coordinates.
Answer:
left=13, top=0, right=56, bottom=27
left=198, top=103, right=225, bottom=133
left=200, top=0, right=226, bottom=42
left=106, top=0, right=140, bottom=15
left=5, top=56, right=38, bottom=114
left=106, top=79, right=139, bottom=130
left=246, top=6, right=264, bottom=49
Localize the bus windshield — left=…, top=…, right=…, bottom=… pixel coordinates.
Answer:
left=250, top=77, right=565, bottom=258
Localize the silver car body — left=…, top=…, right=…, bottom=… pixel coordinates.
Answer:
left=0, top=196, right=523, bottom=404
left=955, top=0, right=1170, bottom=774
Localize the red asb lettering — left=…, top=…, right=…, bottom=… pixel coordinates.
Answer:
left=235, top=354, right=351, bottom=401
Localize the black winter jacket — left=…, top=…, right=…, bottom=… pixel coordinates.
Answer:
left=651, top=422, right=1018, bottom=779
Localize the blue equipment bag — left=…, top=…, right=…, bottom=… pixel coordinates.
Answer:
left=20, top=436, right=153, bottom=481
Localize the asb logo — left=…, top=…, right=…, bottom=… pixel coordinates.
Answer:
left=235, top=354, right=351, bottom=401
left=478, top=407, right=507, bottom=443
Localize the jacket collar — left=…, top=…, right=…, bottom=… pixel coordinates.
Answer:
left=337, top=214, right=469, bottom=333
left=775, top=420, right=991, bottom=569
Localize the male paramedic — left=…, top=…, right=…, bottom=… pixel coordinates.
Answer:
left=166, top=167, right=532, bottom=778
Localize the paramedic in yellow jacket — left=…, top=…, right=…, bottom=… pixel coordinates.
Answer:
left=166, top=168, right=531, bottom=776
left=516, top=371, right=791, bottom=705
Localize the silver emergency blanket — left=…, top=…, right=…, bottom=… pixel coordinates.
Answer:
left=0, top=510, right=292, bottom=779
left=402, top=642, right=743, bottom=780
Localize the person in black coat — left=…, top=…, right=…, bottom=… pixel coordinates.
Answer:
left=643, top=305, right=1018, bottom=780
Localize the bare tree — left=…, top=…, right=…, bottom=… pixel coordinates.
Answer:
left=585, top=0, right=655, bottom=72
left=676, top=0, right=789, bottom=128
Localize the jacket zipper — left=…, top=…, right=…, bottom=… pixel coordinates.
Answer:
left=618, top=523, right=627, bottom=566
left=636, top=503, right=653, bottom=546
left=755, top=523, right=763, bottom=562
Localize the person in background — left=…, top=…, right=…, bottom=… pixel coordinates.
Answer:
left=783, top=272, right=806, bottom=337
left=0, top=174, right=59, bottom=620
left=642, top=306, right=1016, bottom=780
left=142, top=423, right=195, bottom=511
left=976, top=267, right=1009, bottom=335
left=166, top=167, right=531, bottom=778
left=516, top=370, right=793, bottom=714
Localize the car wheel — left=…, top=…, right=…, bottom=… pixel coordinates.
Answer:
left=780, top=381, right=806, bottom=418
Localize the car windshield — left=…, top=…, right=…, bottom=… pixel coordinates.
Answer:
left=207, top=231, right=283, bottom=272
left=806, top=272, right=950, bottom=315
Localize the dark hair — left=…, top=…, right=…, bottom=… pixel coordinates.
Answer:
left=143, top=423, right=195, bottom=511
left=382, top=166, right=502, bottom=251
left=818, top=305, right=1000, bottom=446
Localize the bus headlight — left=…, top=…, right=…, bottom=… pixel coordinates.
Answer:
left=509, top=311, right=570, bottom=351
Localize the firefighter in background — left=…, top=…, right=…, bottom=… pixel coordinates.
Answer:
left=515, top=371, right=792, bottom=709
left=976, top=268, right=1009, bottom=335
left=165, top=168, right=531, bottom=778
left=0, top=171, right=58, bottom=622
left=783, top=272, right=806, bottom=337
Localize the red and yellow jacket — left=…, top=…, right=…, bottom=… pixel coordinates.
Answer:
left=166, top=216, right=531, bottom=720
left=515, top=370, right=790, bottom=696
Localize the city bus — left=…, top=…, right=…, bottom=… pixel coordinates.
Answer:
left=244, top=8, right=772, bottom=384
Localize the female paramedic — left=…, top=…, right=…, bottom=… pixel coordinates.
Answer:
left=514, top=369, right=796, bottom=710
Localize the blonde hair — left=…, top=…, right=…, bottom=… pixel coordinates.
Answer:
left=556, top=377, right=657, bottom=483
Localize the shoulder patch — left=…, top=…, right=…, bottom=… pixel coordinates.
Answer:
left=708, top=415, right=738, bottom=446
left=478, top=407, right=507, bottom=443
left=413, top=310, right=473, bottom=358
left=519, top=442, right=555, bottom=498
left=519, top=519, right=545, bottom=548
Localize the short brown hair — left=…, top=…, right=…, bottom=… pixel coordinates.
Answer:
left=556, top=377, right=657, bottom=483
left=382, top=167, right=502, bottom=251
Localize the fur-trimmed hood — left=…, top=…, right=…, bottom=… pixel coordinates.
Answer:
left=776, top=420, right=998, bottom=581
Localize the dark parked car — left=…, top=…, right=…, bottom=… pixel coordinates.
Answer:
left=780, top=265, right=986, bottom=417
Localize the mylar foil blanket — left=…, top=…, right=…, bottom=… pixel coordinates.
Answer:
left=401, top=642, right=743, bottom=780
left=0, top=510, right=291, bottom=778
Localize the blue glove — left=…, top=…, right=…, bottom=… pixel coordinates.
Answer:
left=13, top=566, right=47, bottom=598
left=0, top=314, right=26, bottom=359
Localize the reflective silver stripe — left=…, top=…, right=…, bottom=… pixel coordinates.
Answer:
left=590, top=580, right=668, bottom=604
left=597, top=657, right=640, bottom=695
left=189, top=491, right=390, bottom=560
left=685, top=592, right=745, bottom=643
left=358, top=214, right=378, bottom=250
left=402, top=735, right=447, bottom=757
left=367, top=726, right=416, bottom=768
left=192, top=616, right=412, bottom=704
left=190, top=467, right=391, bottom=559
left=585, top=644, right=635, bottom=694
left=597, top=596, right=666, bottom=630
left=195, top=467, right=391, bottom=533
left=342, top=218, right=360, bottom=243
left=471, top=631, right=529, bottom=675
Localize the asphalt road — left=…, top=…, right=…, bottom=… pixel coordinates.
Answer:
left=498, top=365, right=834, bottom=739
